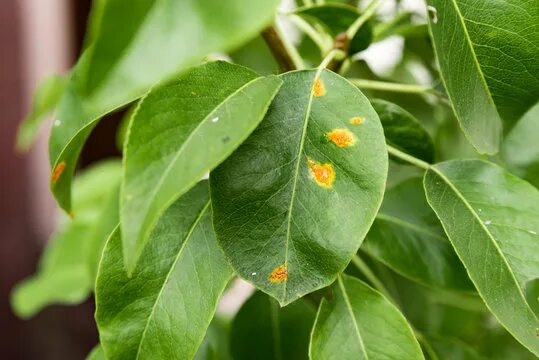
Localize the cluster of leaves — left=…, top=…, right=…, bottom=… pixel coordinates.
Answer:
left=12, top=0, right=539, bottom=359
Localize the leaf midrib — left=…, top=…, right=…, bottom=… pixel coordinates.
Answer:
left=337, top=276, right=369, bottom=359
left=135, top=200, right=211, bottom=359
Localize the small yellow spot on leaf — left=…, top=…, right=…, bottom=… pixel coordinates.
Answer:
left=350, top=117, right=364, bottom=125
left=327, top=128, right=357, bottom=148
left=308, top=159, right=335, bottom=188
left=313, top=78, right=326, bottom=97
left=51, top=161, right=66, bottom=184
left=269, top=264, right=288, bottom=283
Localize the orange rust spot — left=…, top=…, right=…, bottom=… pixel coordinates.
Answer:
left=51, top=161, right=66, bottom=183
left=327, top=128, right=357, bottom=148
left=308, top=159, right=335, bottom=188
left=269, top=264, right=288, bottom=283
left=313, top=78, right=326, bottom=97
left=350, top=117, right=364, bottom=125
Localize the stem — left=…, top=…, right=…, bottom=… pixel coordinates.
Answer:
left=351, top=255, right=391, bottom=298
left=288, top=14, right=332, bottom=53
left=346, top=0, right=384, bottom=39
left=318, top=48, right=346, bottom=71
left=350, top=79, right=432, bottom=94
left=387, top=145, right=431, bottom=170
left=262, top=25, right=304, bottom=72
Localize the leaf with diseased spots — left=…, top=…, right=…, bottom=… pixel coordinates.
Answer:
left=96, top=181, right=233, bottom=360
left=426, top=0, right=539, bottom=154
left=48, top=0, right=280, bottom=213
left=424, top=160, right=539, bottom=356
left=310, top=274, right=424, bottom=360
left=121, top=61, right=282, bottom=273
left=230, top=291, right=315, bottom=360
left=210, top=69, right=387, bottom=305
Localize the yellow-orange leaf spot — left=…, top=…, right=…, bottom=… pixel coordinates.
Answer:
left=269, top=264, right=288, bottom=283
left=51, top=161, right=66, bottom=184
left=350, top=116, right=364, bottom=125
left=308, top=159, right=335, bottom=188
left=313, top=78, right=326, bottom=97
left=327, top=128, right=357, bottom=148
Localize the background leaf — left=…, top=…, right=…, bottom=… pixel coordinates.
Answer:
left=424, top=160, right=539, bottom=355
left=211, top=69, right=387, bottom=305
left=96, top=181, right=232, bottom=360
left=362, top=177, right=473, bottom=291
left=310, top=274, right=424, bottom=360
left=121, top=61, right=282, bottom=272
left=230, top=291, right=315, bottom=360
left=426, top=0, right=539, bottom=154
left=48, top=0, right=280, bottom=213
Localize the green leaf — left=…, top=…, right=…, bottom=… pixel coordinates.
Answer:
left=11, top=161, right=121, bottom=318
left=423, top=160, right=539, bottom=355
left=229, top=36, right=280, bottom=76
left=86, top=345, right=105, bottom=360
left=427, top=336, right=485, bottom=360
left=362, top=177, right=473, bottom=291
left=95, top=181, right=233, bottom=360
left=48, top=0, right=280, bottom=213
left=211, top=69, right=387, bottom=305
left=294, top=4, right=373, bottom=54
left=373, top=12, right=428, bottom=42
left=371, top=99, right=435, bottom=163
left=310, top=274, right=424, bottom=360
left=502, top=102, right=539, bottom=188
left=230, top=291, right=315, bottom=360
left=121, top=61, right=282, bottom=272
left=194, top=317, right=232, bottom=360
left=426, top=0, right=539, bottom=154
left=16, top=74, right=66, bottom=151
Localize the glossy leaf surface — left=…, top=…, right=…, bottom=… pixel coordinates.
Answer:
left=11, top=161, right=121, bottom=318
left=48, top=0, right=280, bottom=212
left=96, top=181, right=232, bottom=360
left=16, top=74, right=66, bottom=151
left=211, top=69, right=387, bottom=305
left=230, top=291, right=315, bottom=360
left=122, top=61, right=282, bottom=272
left=371, top=99, right=434, bottom=163
left=87, top=345, right=105, bottom=360
left=426, top=0, right=539, bottom=154
left=362, top=177, right=472, bottom=291
left=424, top=160, right=539, bottom=355
left=310, top=275, right=424, bottom=360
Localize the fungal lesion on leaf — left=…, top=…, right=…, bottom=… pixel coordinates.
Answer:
left=269, top=264, right=288, bottom=283
left=327, top=128, right=357, bottom=148
left=51, top=160, right=66, bottom=184
left=350, top=116, right=364, bottom=125
left=307, top=159, right=335, bottom=188
left=312, top=77, right=326, bottom=97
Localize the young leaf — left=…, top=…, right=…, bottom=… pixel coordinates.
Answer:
left=16, top=74, right=66, bottom=151
left=424, top=160, right=539, bottom=355
left=310, top=274, right=424, bottom=360
left=230, top=292, right=315, bottom=360
left=502, top=102, right=539, bottom=188
left=294, top=4, right=372, bottom=54
left=362, top=177, right=473, bottom=291
left=371, top=99, right=435, bottom=163
left=48, top=0, right=281, bottom=213
left=11, top=161, right=121, bottom=318
left=121, top=61, right=282, bottom=272
left=210, top=69, right=387, bottom=305
left=95, top=181, right=233, bottom=360
left=426, top=0, right=539, bottom=154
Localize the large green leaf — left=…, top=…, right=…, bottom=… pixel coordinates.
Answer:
left=86, top=345, right=105, bottom=360
left=230, top=291, right=315, bottom=360
left=423, top=160, right=539, bottom=355
left=211, top=69, right=387, bottom=305
left=426, top=0, right=539, bottom=154
left=362, top=177, right=472, bottom=291
left=95, top=181, right=232, bottom=360
left=16, top=74, right=66, bottom=151
left=48, top=0, right=280, bottom=213
left=310, top=274, right=424, bottom=360
left=502, top=102, right=539, bottom=188
left=371, top=99, right=435, bottom=163
left=11, top=161, right=121, bottom=318
left=121, top=61, right=282, bottom=272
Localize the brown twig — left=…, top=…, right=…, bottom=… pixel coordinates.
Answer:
left=261, top=26, right=298, bottom=72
